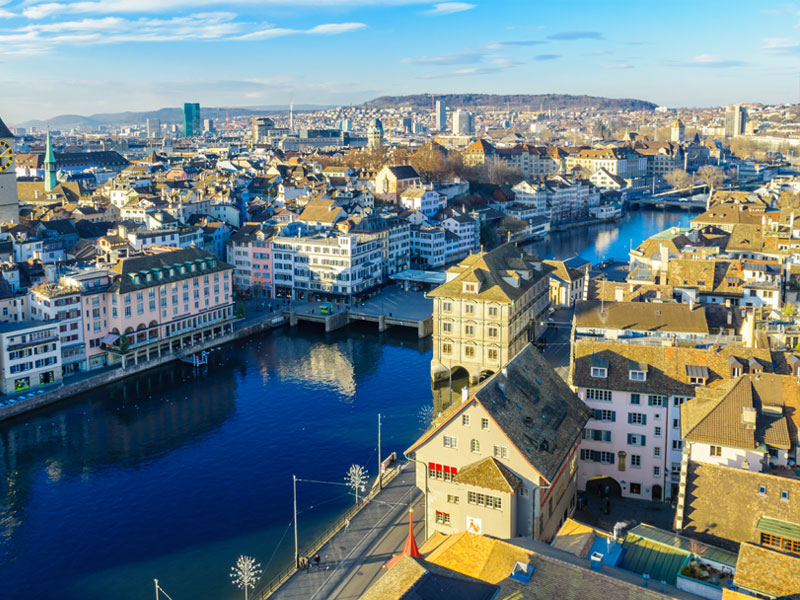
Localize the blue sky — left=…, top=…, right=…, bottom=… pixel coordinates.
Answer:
left=0, top=0, right=799, bottom=123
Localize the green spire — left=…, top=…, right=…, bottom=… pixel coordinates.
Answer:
left=44, top=130, right=56, bottom=192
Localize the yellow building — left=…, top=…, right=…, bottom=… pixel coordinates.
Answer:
left=429, top=244, right=552, bottom=386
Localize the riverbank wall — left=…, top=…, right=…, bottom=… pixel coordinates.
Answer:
left=0, top=315, right=283, bottom=423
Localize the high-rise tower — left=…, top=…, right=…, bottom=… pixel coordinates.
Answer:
left=183, top=102, right=201, bottom=137
left=44, top=130, right=57, bottom=192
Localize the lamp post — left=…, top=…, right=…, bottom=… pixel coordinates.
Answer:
left=403, top=452, right=428, bottom=541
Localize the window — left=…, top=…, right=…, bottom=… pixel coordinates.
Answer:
left=629, top=370, right=646, bottom=382
left=488, top=306, right=498, bottom=316
left=442, top=343, right=452, bottom=355
left=467, top=491, right=502, bottom=509
left=442, top=322, right=452, bottom=333
left=465, top=304, right=474, bottom=314
left=435, top=511, right=451, bottom=525
left=630, top=393, right=640, bottom=405
left=758, top=485, right=766, bottom=495
left=580, top=449, right=615, bottom=464
left=443, top=302, right=452, bottom=312
left=493, top=445, right=509, bottom=459
left=583, top=429, right=612, bottom=442
left=654, top=447, right=661, bottom=457
left=673, top=419, right=680, bottom=429
left=488, top=349, right=498, bottom=361
left=465, top=346, right=474, bottom=357
left=630, top=483, right=641, bottom=495
left=464, top=325, right=474, bottom=335
left=591, top=367, right=607, bottom=378
left=760, top=532, right=800, bottom=553
left=781, top=490, right=789, bottom=501
left=653, top=466, right=661, bottom=477
left=672, top=440, right=683, bottom=450
left=628, top=412, right=646, bottom=425
left=481, top=418, right=489, bottom=430
left=593, top=409, right=616, bottom=422
left=654, top=427, right=662, bottom=438
left=471, top=439, right=480, bottom=453
left=447, top=494, right=459, bottom=504
left=443, top=435, right=457, bottom=448
left=648, top=395, right=666, bottom=407
left=628, top=433, right=647, bottom=446
left=488, top=327, right=498, bottom=338
left=586, top=389, right=612, bottom=402
left=462, top=415, right=470, bottom=426
left=631, top=455, right=641, bottom=467
left=710, top=445, right=722, bottom=457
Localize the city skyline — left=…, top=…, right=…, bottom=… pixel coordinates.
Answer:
left=1, top=0, right=800, bottom=123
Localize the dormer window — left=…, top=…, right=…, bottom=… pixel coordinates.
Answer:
left=463, top=283, right=477, bottom=293
left=591, top=367, right=607, bottom=379
left=629, top=370, right=646, bottom=382
left=686, top=365, right=709, bottom=386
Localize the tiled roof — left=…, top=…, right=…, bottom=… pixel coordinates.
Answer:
left=409, top=344, right=591, bottom=483
left=679, top=462, right=800, bottom=551
left=573, top=300, right=710, bottom=334
left=428, top=244, right=551, bottom=304
left=108, top=247, right=231, bottom=293
left=733, top=542, right=800, bottom=598
left=454, top=457, right=522, bottom=493
left=423, top=532, right=533, bottom=585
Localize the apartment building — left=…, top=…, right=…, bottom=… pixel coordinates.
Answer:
left=407, top=345, right=591, bottom=541
left=28, top=283, right=85, bottom=375
left=410, top=225, right=446, bottom=268
left=429, top=244, right=552, bottom=386
left=349, top=216, right=411, bottom=278
left=570, top=338, right=781, bottom=502
left=271, top=232, right=383, bottom=301
left=227, top=225, right=274, bottom=296
left=399, top=188, right=445, bottom=217
left=565, top=147, right=647, bottom=179
left=60, top=269, right=113, bottom=370
left=440, top=213, right=479, bottom=259
left=0, top=320, right=62, bottom=394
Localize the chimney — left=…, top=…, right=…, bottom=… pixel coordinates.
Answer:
left=502, top=367, right=508, bottom=377
left=461, top=386, right=469, bottom=403
left=615, top=287, right=624, bottom=302
left=741, top=406, right=757, bottom=430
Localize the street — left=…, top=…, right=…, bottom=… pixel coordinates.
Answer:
left=540, top=306, right=574, bottom=380
left=267, top=464, right=424, bottom=600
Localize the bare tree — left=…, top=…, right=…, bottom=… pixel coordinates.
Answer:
left=729, top=137, right=757, bottom=160
left=696, top=165, right=724, bottom=209
left=483, top=156, right=523, bottom=185
left=230, top=555, right=262, bottom=600
left=664, top=168, right=692, bottom=193
left=345, top=464, right=368, bottom=504
left=410, top=143, right=448, bottom=183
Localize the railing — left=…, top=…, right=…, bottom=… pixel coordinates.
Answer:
left=253, top=465, right=403, bottom=600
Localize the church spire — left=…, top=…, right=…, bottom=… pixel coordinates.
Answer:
left=44, top=130, right=56, bottom=192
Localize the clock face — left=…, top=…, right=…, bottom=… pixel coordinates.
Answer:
left=0, top=140, right=12, bottom=173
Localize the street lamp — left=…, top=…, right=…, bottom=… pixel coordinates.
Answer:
left=403, top=452, right=428, bottom=541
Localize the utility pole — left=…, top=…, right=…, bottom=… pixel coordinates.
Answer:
left=154, top=579, right=159, bottom=600
left=293, top=475, right=299, bottom=568
left=378, top=413, right=383, bottom=490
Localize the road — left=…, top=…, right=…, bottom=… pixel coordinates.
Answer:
left=267, top=464, right=424, bottom=600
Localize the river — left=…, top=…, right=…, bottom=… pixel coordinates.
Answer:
left=0, top=209, right=691, bottom=600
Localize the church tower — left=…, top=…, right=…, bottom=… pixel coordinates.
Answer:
left=44, top=130, right=57, bottom=192
left=671, top=116, right=685, bottom=144
left=0, top=115, right=19, bottom=224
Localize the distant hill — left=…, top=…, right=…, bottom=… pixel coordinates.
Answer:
left=366, top=94, right=657, bottom=112
left=18, top=105, right=331, bottom=131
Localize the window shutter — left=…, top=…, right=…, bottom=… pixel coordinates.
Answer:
left=594, top=409, right=602, bottom=420
left=627, top=434, right=633, bottom=444
left=627, top=413, right=634, bottom=424
left=611, top=411, right=616, bottom=422
left=642, top=415, right=647, bottom=425
left=641, top=435, right=646, bottom=446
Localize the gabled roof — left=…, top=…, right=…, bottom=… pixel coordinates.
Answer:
left=574, top=300, right=710, bottom=334
left=733, top=542, right=800, bottom=598
left=408, top=344, right=591, bottom=483
left=0, top=116, right=14, bottom=139
left=454, top=457, right=522, bottom=493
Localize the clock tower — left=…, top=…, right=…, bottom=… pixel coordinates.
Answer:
left=0, top=115, right=19, bottom=224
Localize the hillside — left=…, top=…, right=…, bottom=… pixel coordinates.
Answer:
left=366, top=93, right=657, bottom=112
left=18, top=105, right=330, bottom=131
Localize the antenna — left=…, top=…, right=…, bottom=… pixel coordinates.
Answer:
left=226, top=109, right=230, bottom=136
left=290, top=103, right=294, bottom=133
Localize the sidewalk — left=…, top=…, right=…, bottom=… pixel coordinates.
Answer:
left=266, top=464, right=422, bottom=600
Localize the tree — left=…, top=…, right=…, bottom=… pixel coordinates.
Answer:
left=480, top=221, right=499, bottom=249
left=410, top=142, right=448, bottom=183
left=729, top=136, right=757, bottom=160
left=230, top=555, right=262, bottom=600
left=235, top=302, right=246, bottom=319
left=345, top=464, right=368, bottom=504
left=664, top=168, right=692, bottom=193
left=118, top=334, right=130, bottom=354
left=483, top=156, right=523, bottom=185
left=696, top=165, right=724, bottom=209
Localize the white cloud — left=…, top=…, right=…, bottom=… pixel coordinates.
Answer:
left=401, top=51, right=483, bottom=65
left=424, top=2, right=475, bottom=16
left=762, top=37, right=800, bottom=54
left=236, top=22, right=365, bottom=40
left=21, top=0, right=430, bottom=19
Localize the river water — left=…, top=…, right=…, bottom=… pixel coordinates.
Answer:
left=0, top=209, right=690, bottom=600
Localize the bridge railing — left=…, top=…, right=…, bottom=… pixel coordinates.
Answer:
left=252, top=464, right=404, bottom=600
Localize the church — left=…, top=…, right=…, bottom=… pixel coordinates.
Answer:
left=0, top=115, right=19, bottom=224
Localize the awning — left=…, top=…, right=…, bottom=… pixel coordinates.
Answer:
left=100, top=334, right=119, bottom=345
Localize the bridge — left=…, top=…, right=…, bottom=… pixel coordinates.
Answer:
left=283, top=288, right=433, bottom=338
left=629, top=196, right=707, bottom=211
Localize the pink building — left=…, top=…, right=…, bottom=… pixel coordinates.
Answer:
left=99, top=247, right=234, bottom=368
left=227, top=226, right=274, bottom=297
